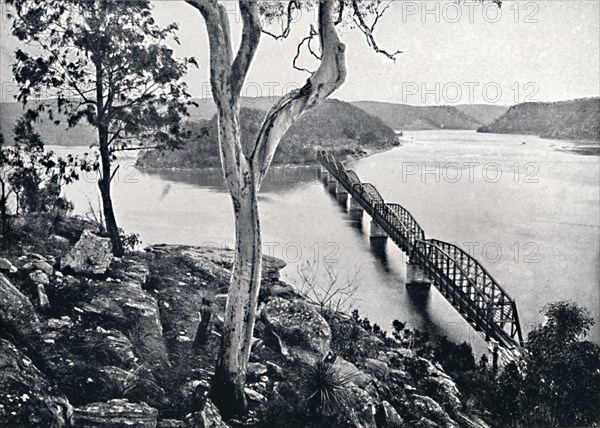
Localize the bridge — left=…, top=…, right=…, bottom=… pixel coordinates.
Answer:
left=317, top=151, right=524, bottom=354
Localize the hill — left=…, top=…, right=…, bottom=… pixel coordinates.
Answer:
left=136, top=100, right=399, bottom=169
left=0, top=101, right=96, bottom=147
left=478, top=98, right=600, bottom=141
left=454, top=104, right=509, bottom=126
left=352, top=101, right=483, bottom=130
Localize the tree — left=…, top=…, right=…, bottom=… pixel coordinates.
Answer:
left=8, top=0, right=196, bottom=255
left=180, top=0, right=409, bottom=417
left=493, top=301, right=600, bottom=427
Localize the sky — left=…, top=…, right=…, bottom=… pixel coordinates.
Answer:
left=1, top=0, right=599, bottom=106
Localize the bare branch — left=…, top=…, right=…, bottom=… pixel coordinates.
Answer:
left=351, top=0, right=402, bottom=61
left=231, top=0, right=262, bottom=98
left=292, top=25, right=320, bottom=73
left=261, top=0, right=299, bottom=40
left=251, top=0, right=347, bottom=187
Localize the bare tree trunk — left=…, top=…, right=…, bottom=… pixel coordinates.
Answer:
left=212, top=163, right=262, bottom=418
left=186, top=0, right=345, bottom=417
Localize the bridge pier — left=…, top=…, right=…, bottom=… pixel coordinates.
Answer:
left=349, top=197, right=363, bottom=221
left=336, top=188, right=349, bottom=207
left=320, top=168, right=330, bottom=184
left=327, top=178, right=338, bottom=195
left=370, top=221, right=387, bottom=241
left=406, top=259, right=431, bottom=288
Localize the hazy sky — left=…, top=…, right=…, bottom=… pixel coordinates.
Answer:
left=1, top=0, right=599, bottom=105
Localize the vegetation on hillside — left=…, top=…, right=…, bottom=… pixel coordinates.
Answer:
left=137, top=100, right=399, bottom=169
left=478, top=98, right=600, bottom=141
left=352, top=101, right=485, bottom=130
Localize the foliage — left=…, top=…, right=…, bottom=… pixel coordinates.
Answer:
left=479, top=97, right=600, bottom=141
left=136, top=101, right=399, bottom=169
left=491, top=301, right=600, bottom=427
left=296, top=259, right=360, bottom=315
left=7, top=0, right=196, bottom=255
left=262, top=360, right=354, bottom=427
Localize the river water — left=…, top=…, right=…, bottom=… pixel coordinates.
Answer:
left=55, top=130, right=600, bottom=352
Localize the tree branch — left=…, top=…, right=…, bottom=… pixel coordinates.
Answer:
left=351, top=0, right=402, bottom=61
left=231, top=0, right=261, bottom=99
left=251, top=0, right=346, bottom=187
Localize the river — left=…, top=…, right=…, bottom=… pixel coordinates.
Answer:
left=54, top=130, right=600, bottom=352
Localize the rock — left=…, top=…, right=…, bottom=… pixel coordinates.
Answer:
left=0, top=273, right=40, bottom=341
left=185, top=399, right=229, bottom=428
left=376, top=401, right=405, bottom=428
left=0, top=339, right=73, bottom=428
left=247, top=362, right=268, bottom=378
left=49, top=234, right=71, bottom=249
left=37, top=283, right=51, bottom=309
left=72, top=399, right=157, bottom=428
left=261, top=297, right=331, bottom=363
left=364, top=358, right=389, bottom=379
left=79, top=281, right=168, bottom=368
left=0, top=257, right=17, bottom=273
left=454, top=413, right=491, bottom=428
left=409, top=395, right=456, bottom=427
left=61, top=230, right=112, bottom=274
left=426, top=376, right=462, bottom=412
left=244, top=388, right=266, bottom=403
left=30, top=270, right=50, bottom=286
left=33, top=261, right=54, bottom=276
left=91, top=328, right=138, bottom=368
left=157, top=420, right=186, bottom=428
left=333, top=357, right=372, bottom=388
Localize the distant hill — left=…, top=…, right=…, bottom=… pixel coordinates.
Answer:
left=0, top=101, right=96, bottom=147
left=454, top=104, right=509, bottom=126
left=352, top=101, right=484, bottom=130
left=478, top=98, right=600, bottom=141
left=137, top=99, right=399, bottom=168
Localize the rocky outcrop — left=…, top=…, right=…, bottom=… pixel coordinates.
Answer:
left=260, top=297, right=331, bottom=363
left=185, top=399, right=230, bottom=428
left=72, top=399, right=158, bottom=428
left=376, top=401, right=405, bottom=428
left=0, top=272, right=40, bottom=341
left=79, top=280, right=168, bottom=368
left=61, top=230, right=112, bottom=275
left=0, top=339, right=72, bottom=428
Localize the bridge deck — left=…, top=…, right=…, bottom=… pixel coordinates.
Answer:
left=317, top=151, right=524, bottom=350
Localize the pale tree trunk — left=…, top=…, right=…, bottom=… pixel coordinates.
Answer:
left=185, top=0, right=346, bottom=417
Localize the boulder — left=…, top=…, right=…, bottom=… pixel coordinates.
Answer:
left=157, top=420, right=186, bottom=428
left=0, top=257, right=17, bottom=273
left=185, top=399, right=229, bottom=428
left=0, top=273, right=40, bottom=341
left=72, top=399, right=157, bottom=428
left=61, top=230, right=112, bottom=275
left=247, top=362, right=268, bottom=380
left=30, top=270, right=50, bottom=286
left=364, top=358, right=389, bottom=379
left=0, top=339, right=72, bottom=428
left=376, top=401, right=405, bottom=428
left=79, top=281, right=168, bottom=368
left=32, top=261, right=54, bottom=276
left=409, top=395, right=457, bottom=427
left=261, top=297, right=331, bottom=363
left=333, top=357, right=372, bottom=388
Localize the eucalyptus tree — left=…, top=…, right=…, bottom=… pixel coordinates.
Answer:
left=7, top=0, right=197, bottom=255
left=180, top=0, right=410, bottom=416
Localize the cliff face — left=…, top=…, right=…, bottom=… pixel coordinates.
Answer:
left=478, top=97, right=600, bottom=141
left=0, top=215, right=490, bottom=428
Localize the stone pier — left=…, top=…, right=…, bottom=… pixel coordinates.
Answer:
left=370, top=221, right=387, bottom=241
left=320, top=168, right=329, bottom=184
left=336, top=187, right=349, bottom=207
left=327, top=178, right=338, bottom=195
left=349, top=197, right=363, bottom=221
left=406, top=259, right=431, bottom=288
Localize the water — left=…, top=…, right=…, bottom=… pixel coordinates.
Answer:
left=55, top=130, right=600, bottom=352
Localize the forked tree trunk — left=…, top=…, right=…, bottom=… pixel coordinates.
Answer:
left=187, top=0, right=346, bottom=418
left=212, top=173, right=261, bottom=416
